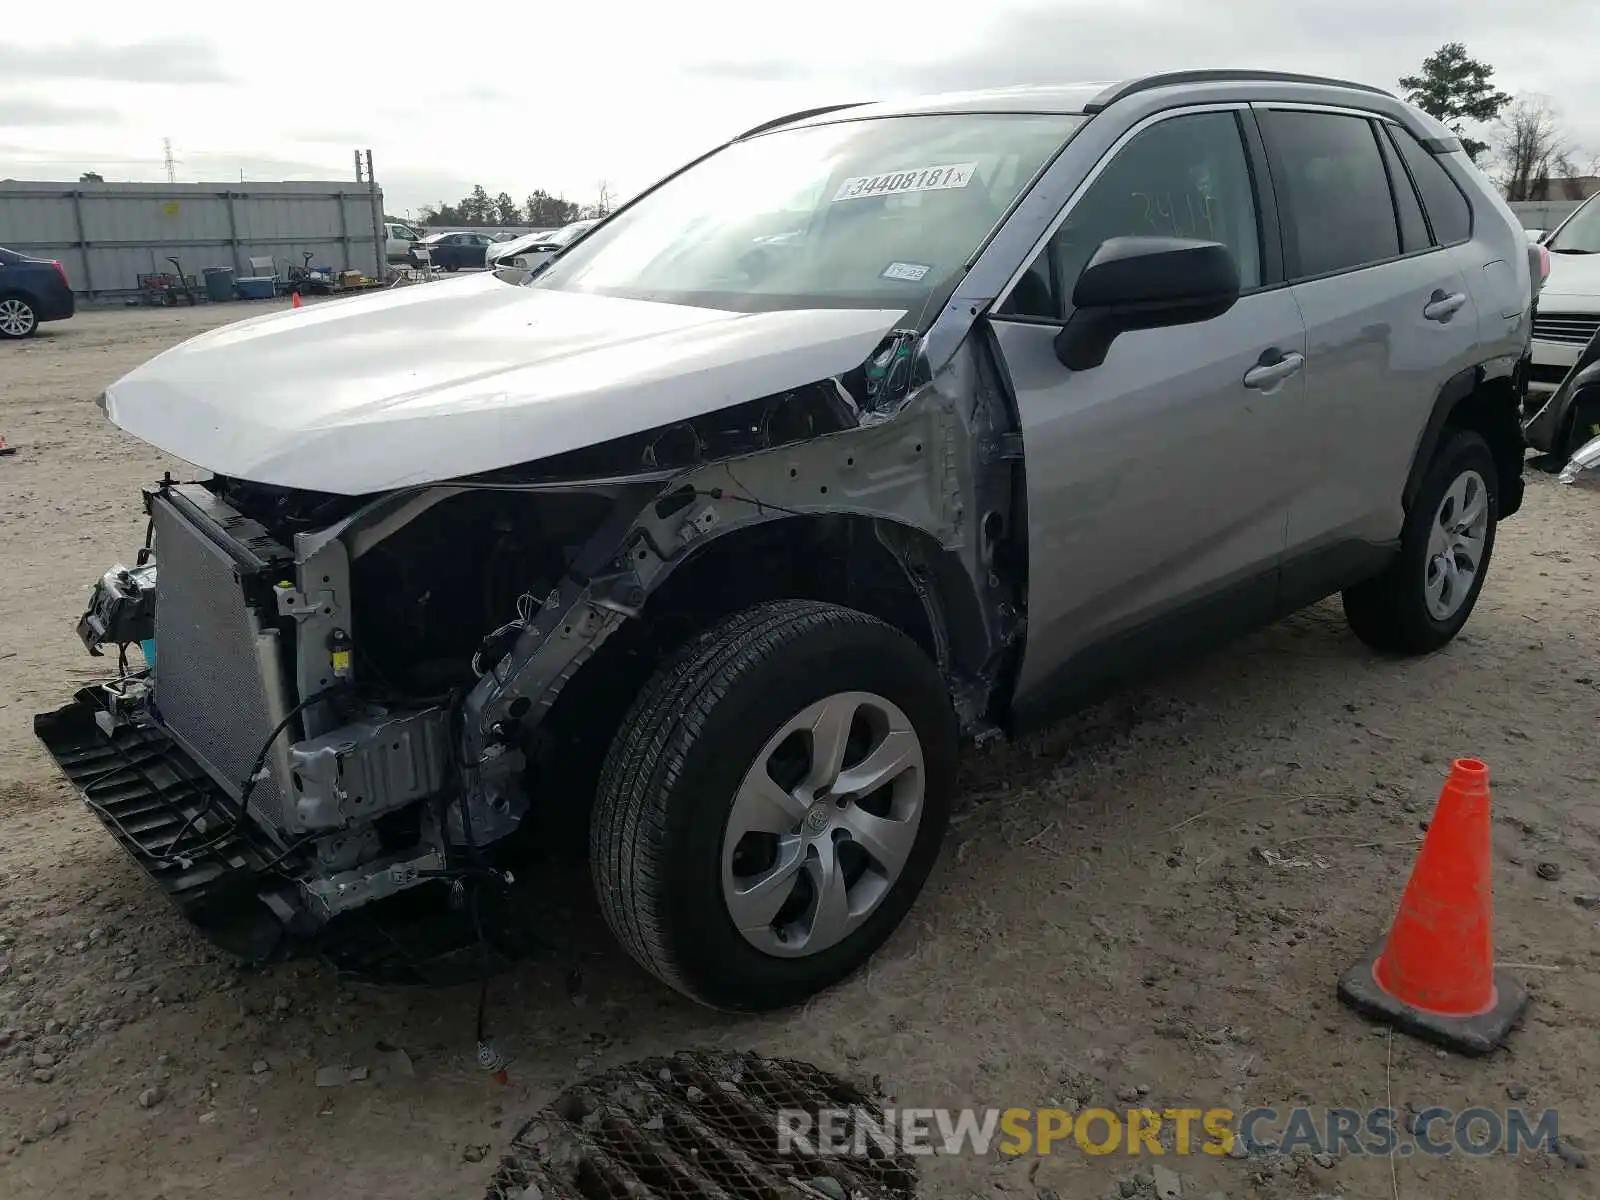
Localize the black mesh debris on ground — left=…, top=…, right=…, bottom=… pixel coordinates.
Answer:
left=482, top=1049, right=920, bottom=1200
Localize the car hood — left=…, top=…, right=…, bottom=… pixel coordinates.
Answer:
left=102, top=273, right=906, bottom=495
left=485, top=238, right=535, bottom=261
left=1541, top=252, right=1600, bottom=302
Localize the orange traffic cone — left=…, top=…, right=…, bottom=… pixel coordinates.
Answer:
left=291, top=291, right=303, bottom=309
left=1337, top=758, right=1528, bottom=1055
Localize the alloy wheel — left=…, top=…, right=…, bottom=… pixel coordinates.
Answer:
left=721, top=690, right=925, bottom=959
left=0, top=299, right=36, bottom=338
left=1424, top=468, right=1489, bottom=621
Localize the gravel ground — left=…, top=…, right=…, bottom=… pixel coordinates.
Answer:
left=1, top=303, right=1598, bottom=1200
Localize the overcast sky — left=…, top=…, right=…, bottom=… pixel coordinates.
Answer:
left=3, top=1, right=1596, bottom=217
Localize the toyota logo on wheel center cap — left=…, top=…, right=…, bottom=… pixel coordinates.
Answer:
left=803, top=803, right=831, bottom=833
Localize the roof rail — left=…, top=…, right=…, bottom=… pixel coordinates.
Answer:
left=735, top=103, right=868, bottom=140
left=1084, top=70, right=1393, bottom=114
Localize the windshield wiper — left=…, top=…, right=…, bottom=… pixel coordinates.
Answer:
left=1548, top=247, right=1596, bottom=255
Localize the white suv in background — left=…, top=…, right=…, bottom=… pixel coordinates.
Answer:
left=484, top=218, right=599, bottom=275
left=1529, top=193, right=1600, bottom=399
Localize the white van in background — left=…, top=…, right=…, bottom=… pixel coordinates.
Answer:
left=384, top=222, right=424, bottom=262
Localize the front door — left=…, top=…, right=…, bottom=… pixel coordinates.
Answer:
left=987, top=107, right=1307, bottom=712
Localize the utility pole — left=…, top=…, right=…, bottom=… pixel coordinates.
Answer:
left=365, top=149, right=385, bottom=280
left=162, top=138, right=177, bottom=183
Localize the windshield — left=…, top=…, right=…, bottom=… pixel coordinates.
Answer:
left=1547, top=195, right=1600, bottom=254
left=532, top=112, right=1083, bottom=316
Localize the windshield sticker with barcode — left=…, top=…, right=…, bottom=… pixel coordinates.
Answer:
left=880, top=261, right=932, bottom=282
left=833, top=162, right=978, bottom=202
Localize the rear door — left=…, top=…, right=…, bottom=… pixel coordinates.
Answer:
left=1256, top=105, right=1484, bottom=579
left=986, top=106, right=1308, bottom=707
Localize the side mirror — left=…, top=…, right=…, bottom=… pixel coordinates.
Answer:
left=1053, top=236, right=1241, bottom=371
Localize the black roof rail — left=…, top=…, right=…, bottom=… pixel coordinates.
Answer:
left=735, top=103, right=868, bottom=140
left=1084, top=70, right=1394, bottom=114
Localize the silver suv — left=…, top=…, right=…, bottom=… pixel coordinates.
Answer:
left=39, top=71, right=1533, bottom=1011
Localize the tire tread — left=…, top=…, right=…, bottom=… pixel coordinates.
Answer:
left=589, top=600, right=909, bottom=1004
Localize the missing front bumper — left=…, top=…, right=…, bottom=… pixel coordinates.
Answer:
left=34, top=686, right=545, bottom=984
left=33, top=686, right=303, bottom=962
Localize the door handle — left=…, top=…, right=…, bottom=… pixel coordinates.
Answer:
left=1243, top=350, right=1305, bottom=391
left=1423, top=290, right=1468, bottom=322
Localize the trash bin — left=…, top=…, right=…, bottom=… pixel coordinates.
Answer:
left=203, top=266, right=236, bottom=303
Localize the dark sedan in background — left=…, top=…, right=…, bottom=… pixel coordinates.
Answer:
left=0, top=247, right=76, bottom=339
left=410, top=231, right=497, bottom=271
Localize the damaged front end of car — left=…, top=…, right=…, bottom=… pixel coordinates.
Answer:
left=34, top=322, right=1025, bottom=974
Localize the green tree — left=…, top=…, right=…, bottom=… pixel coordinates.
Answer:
left=1399, top=42, right=1512, bottom=163
left=523, top=189, right=580, bottom=226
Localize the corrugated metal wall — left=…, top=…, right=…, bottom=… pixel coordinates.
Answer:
left=0, top=180, right=385, bottom=297
left=1509, top=199, right=1585, bottom=233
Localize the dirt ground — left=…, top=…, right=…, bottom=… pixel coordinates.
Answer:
left=1, top=302, right=1597, bottom=1200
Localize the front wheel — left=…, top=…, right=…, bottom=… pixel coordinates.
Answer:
left=1342, top=429, right=1498, bottom=655
left=589, top=600, right=957, bottom=1011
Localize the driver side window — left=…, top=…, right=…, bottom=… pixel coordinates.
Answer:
left=999, top=111, right=1263, bottom=319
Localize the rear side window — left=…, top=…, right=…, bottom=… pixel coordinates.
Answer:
left=1374, top=129, right=1431, bottom=253
left=1260, top=109, right=1399, bottom=278
left=1387, top=125, right=1473, bottom=245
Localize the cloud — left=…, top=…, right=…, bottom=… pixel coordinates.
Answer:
left=0, top=37, right=230, bottom=84
left=673, top=0, right=1600, bottom=153
left=691, top=59, right=819, bottom=84
left=180, top=149, right=349, bottom=180
left=0, top=97, right=122, bottom=128
left=437, top=84, right=513, bottom=105
left=289, top=129, right=373, bottom=147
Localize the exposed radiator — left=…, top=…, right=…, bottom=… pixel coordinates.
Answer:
left=151, top=494, right=296, bottom=839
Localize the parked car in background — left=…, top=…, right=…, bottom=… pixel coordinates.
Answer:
left=384, top=222, right=424, bottom=262
left=1526, top=299, right=1600, bottom=462
left=1527, top=193, right=1600, bottom=407
left=0, top=246, right=75, bottom=340
left=410, top=231, right=496, bottom=271
left=485, top=219, right=599, bottom=274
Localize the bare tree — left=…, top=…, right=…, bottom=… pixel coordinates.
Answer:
left=577, top=180, right=616, bottom=221
left=1497, top=95, right=1580, bottom=202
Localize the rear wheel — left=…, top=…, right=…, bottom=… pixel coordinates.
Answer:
left=0, top=295, right=38, bottom=339
left=1343, top=429, right=1498, bottom=655
left=589, top=599, right=957, bottom=1011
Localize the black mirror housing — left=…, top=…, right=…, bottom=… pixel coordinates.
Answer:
left=1054, top=236, right=1242, bottom=371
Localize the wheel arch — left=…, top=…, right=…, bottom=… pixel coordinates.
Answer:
left=510, top=510, right=996, bottom=834
left=1404, top=364, right=1525, bottom=520
left=658, top=512, right=987, bottom=662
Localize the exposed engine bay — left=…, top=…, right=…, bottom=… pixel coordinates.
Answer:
left=35, top=330, right=1021, bottom=974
